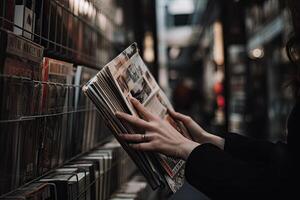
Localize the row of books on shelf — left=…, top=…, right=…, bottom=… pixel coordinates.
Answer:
left=0, top=29, right=112, bottom=195
left=0, top=30, right=103, bottom=117
left=0, top=140, right=139, bottom=200
left=0, top=104, right=110, bottom=194
left=0, top=0, right=121, bottom=67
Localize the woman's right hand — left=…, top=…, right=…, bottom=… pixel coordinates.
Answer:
left=168, top=109, right=225, bottom=150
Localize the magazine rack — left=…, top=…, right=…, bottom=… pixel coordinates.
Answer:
left=0, top=0, right=122, bottom=68
left=0, top=73, right=112, bottom=195
left=0, top=0, right=139, bottom=199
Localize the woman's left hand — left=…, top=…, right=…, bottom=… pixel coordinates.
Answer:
left=115, top=97, right=200, bottom=160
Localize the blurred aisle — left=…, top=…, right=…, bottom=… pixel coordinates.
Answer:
left=155, top=0, right=295, bottom=142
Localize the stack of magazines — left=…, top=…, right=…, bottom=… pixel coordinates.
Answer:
left=83, top=43, right=189, bottom=192
left=0, top=140, right=136, bottom=200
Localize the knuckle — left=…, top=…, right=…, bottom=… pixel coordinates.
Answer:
left=149, top=121, right=158, bottom=129
left=185, top=116, right=192, bottom=123
left=174, top=111, right=180, bottom=116
left=133, top=117, right=139, bottom=124
left=152, top=141, right=160, bottom=149
left=154, top=114, right=161, bottom=120
left=150, top=141, right=157, bottom=149
left=152, top=133, right=159, bottom=140
left=153, top=117, right=160, bottom=122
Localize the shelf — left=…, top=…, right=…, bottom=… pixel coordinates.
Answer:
left=0, top=0, right=135, bottom=198
left=0, top=0, right=127, bottom=69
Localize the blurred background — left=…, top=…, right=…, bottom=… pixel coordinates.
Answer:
left=0, top=0, right=296, bottom=199
left=134, top=0, right=294, bottom=143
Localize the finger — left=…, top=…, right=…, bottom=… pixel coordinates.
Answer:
left=129, top=142, right=155, bottom=151
left=130, top=97, right=156, bottom=120
left=115, top=111, right=153, bottom=130
left=168, top=109, right=191, bottom=124
left=168, top=109, right=206, bottom=136
left=119, top=133, right=152, bottom=142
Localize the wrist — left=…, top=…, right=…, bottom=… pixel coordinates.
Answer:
left=193, top=131, right=211, bottom=144
left=206, top=134, right=225, bottom=150
left=178, top=139, right=200, bottom=160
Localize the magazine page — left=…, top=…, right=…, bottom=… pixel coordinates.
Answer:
left=83, top=43, right=189, bottom=192
left=83, top=74, right=164, bottom=190
left=106, top=43, right=186, bottom=179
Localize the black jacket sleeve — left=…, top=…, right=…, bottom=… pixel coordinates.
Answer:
left=224, top=133, right=280, bottom=163
left=185, top=143, right=290, bottom=200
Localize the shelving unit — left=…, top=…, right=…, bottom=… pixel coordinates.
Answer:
left=223, top=0, right=294, bottom=140
left=0, top=0, right=150, bottom=199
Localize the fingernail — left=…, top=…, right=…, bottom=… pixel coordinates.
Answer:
left=130, top=97, right=138, bottom=103
left=115, top=111, right=122, bottom=116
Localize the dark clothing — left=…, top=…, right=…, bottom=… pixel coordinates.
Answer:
left=185, top=102, right=299, bottom=200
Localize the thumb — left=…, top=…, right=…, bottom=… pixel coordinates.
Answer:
left=168, top=109, right=192, bottom=125
left=168, top=109, right=208, bottom=138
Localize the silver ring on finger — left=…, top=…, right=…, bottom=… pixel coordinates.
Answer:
left=142, top=133, right=147, bottom=142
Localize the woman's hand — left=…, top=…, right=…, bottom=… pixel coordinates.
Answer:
left=168, top=109, right=225, bottom=150
left=115, top=98, right=199, bottom=160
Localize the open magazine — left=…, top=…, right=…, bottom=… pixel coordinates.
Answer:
left=83, top=43, right=191, bottom=192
